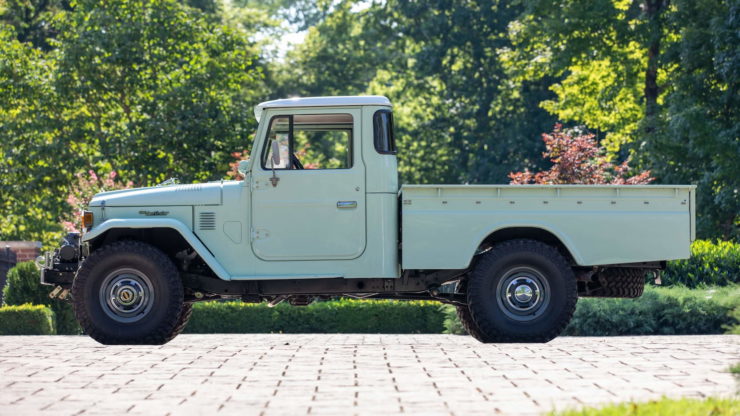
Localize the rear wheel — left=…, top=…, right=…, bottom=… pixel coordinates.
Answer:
left=454, top=278, right=486, bottom=339
left=72, top=240, right=184, bottom=345
left=464, top=239, right=577, bottom=343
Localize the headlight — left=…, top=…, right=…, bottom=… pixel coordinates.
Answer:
left=81, top=210, right=94, bottom=231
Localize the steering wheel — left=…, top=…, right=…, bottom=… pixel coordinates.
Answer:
left=291, top=154, right=304, bottom=170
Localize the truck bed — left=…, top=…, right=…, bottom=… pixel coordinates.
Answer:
left=400, top=184, right=696, bottom=270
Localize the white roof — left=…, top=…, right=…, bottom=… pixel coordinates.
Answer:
left=254, top=96, right=391, bottom=120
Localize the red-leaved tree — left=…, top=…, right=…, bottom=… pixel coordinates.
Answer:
left=509, top=124, right=653, bottom=185
left=62, top=170, right=133, bottom=232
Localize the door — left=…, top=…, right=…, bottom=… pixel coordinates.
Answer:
left=250, top=109, right=366, bottom=260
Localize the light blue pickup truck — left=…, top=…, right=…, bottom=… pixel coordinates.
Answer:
left=41, top=96, right=696, bottom=345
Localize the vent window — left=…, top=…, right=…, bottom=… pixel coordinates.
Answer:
left=373, top=109, right=396, bottom=154
left=199, top=212, right=216, bottom=231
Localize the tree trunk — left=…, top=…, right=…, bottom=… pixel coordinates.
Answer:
left=643, top=0, right=667, bottom=133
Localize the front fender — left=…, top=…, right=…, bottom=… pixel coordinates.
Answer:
left=82, top=218, right=231, bottom=280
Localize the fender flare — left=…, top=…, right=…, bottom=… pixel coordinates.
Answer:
left=82, top=218, right=232, bottom=280
left=471, top=221, right=586, bottom=266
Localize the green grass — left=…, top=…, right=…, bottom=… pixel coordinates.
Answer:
left=552, top=397, right=739, bottom=416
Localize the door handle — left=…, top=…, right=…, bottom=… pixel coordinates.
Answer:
left=337, top=201, right=357, bottom=209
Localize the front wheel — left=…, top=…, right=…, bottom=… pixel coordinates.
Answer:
left=72, top=240, right=185, bottom=345
left=464, top=239, right=577, bottom=343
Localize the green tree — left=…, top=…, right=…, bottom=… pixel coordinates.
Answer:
left=0, top=0, right=72, bottom=50
left=646, top=0, right=739, bottom=240
left=0, top=26, right=71, bottom=246
left=506, top=0, right=738, bottom=240
left=0, top=0, right=268, bottom=246
left=279, top=0, right=555, bottom=184
left=504, top=0, right=664, bottom=151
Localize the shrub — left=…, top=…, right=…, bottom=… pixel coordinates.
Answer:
left=563, top=286, right=738, bottom=336
left=509, top=124, right=653, bottom=185
left=0, top=304, right=55, bottom=335
left=443, top=285, right=740, bottom=336
left=659, top=240, right=740, bottom=288
left=2, top=262, right=80, bottom=334
left=727, top=306, right=740, bottom=335
left=185, top=299, right=446, bottom=334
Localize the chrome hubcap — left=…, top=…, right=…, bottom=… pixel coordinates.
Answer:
left=506, top=277, right=540, bottom=310
left=496, top=267, right=550, bottom=322
left=513, top=282, right=535, bottom=303
left=99, top=269, right=154, bottom=323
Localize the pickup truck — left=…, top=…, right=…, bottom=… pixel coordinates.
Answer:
left=41, top=96, right=696, bottom=345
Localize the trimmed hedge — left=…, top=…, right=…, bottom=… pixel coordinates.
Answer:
left=2, top=262, right=80, bottom=334
left=562, top=286, right=739, bottom=336
left=184, top=286, right=738, bottom=336
left=185, top=299, right=445, bottom=334
left=0, top=304, right=55, bottom=335
left=659, top=240, right=740, bottom=288
left=444, top=285, right=740, bottom=336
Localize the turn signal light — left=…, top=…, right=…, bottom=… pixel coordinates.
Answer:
left=81, top=211, right=94, bottom=230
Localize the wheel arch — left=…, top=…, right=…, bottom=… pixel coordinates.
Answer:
left=82, top=219, right=230, bottom=280
left=475, top=226, right=583, bottom=266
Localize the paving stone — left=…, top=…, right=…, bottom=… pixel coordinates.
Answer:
left=0, top=334, right=737, bottom=415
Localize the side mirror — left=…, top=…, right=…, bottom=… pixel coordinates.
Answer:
left=271, top=140, right=281, bottom=167
left=237, top=160, right=250, bottom=176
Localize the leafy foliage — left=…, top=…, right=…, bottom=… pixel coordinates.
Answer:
left=563, top=285, right=739, bottom=336
left=505, top=0, right=739, bottom=240
left=509, top=124, right=653, bottom=184
left=0, top=0, right=737, bottom=246
left=0, top=0, right=71, bottom=50
left=185, top=299, right=446, bottom=334
left=728, top=306, right=740, bottom=335
left=0, top=0, right=267, bottom=247
left=277, top=0, right=555, bottom=184
left=0, top=303, right=55, bottom=335
left=61, top=169, right=133, bottom=232
left=658, top=240, right=740, bottom=288
left=2, top=261, right=80, bottom=334
left=644, top=0, right=740, bottom=240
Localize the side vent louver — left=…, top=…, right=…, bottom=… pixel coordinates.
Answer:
left=199, top=212, right=216, bottom=231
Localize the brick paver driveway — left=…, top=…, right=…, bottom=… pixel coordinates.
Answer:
left=0, top=334, right=737, bottom=415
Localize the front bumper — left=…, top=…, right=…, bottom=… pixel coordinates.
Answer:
left=40, top=267, right=75, bottom=287
left=39, top=232, right=82, bottom=288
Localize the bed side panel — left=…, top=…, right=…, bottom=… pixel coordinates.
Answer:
left=401, top=185, right=693, bottom=270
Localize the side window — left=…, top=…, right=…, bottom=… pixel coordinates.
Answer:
left=373, top=110, right=396, bottom=154
left=263, top=113, right=353, bottom=170
left=262, top=115, right=291, bottom=169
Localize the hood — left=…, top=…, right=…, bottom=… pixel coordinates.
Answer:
left=89, top=182, right=223, bottom=207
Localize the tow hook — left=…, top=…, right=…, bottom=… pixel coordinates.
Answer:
left=49, top=285, right=70, bottom=300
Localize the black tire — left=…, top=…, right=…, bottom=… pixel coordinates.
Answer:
left=465, top=239, right=577, bottom=343
left=583, top=268, right=645, bottom=298
left=454, top=278, right=486, bottom=339
left=163, top=302, right=193, bottom=343
left=72, top=240, right=184, bottom=345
